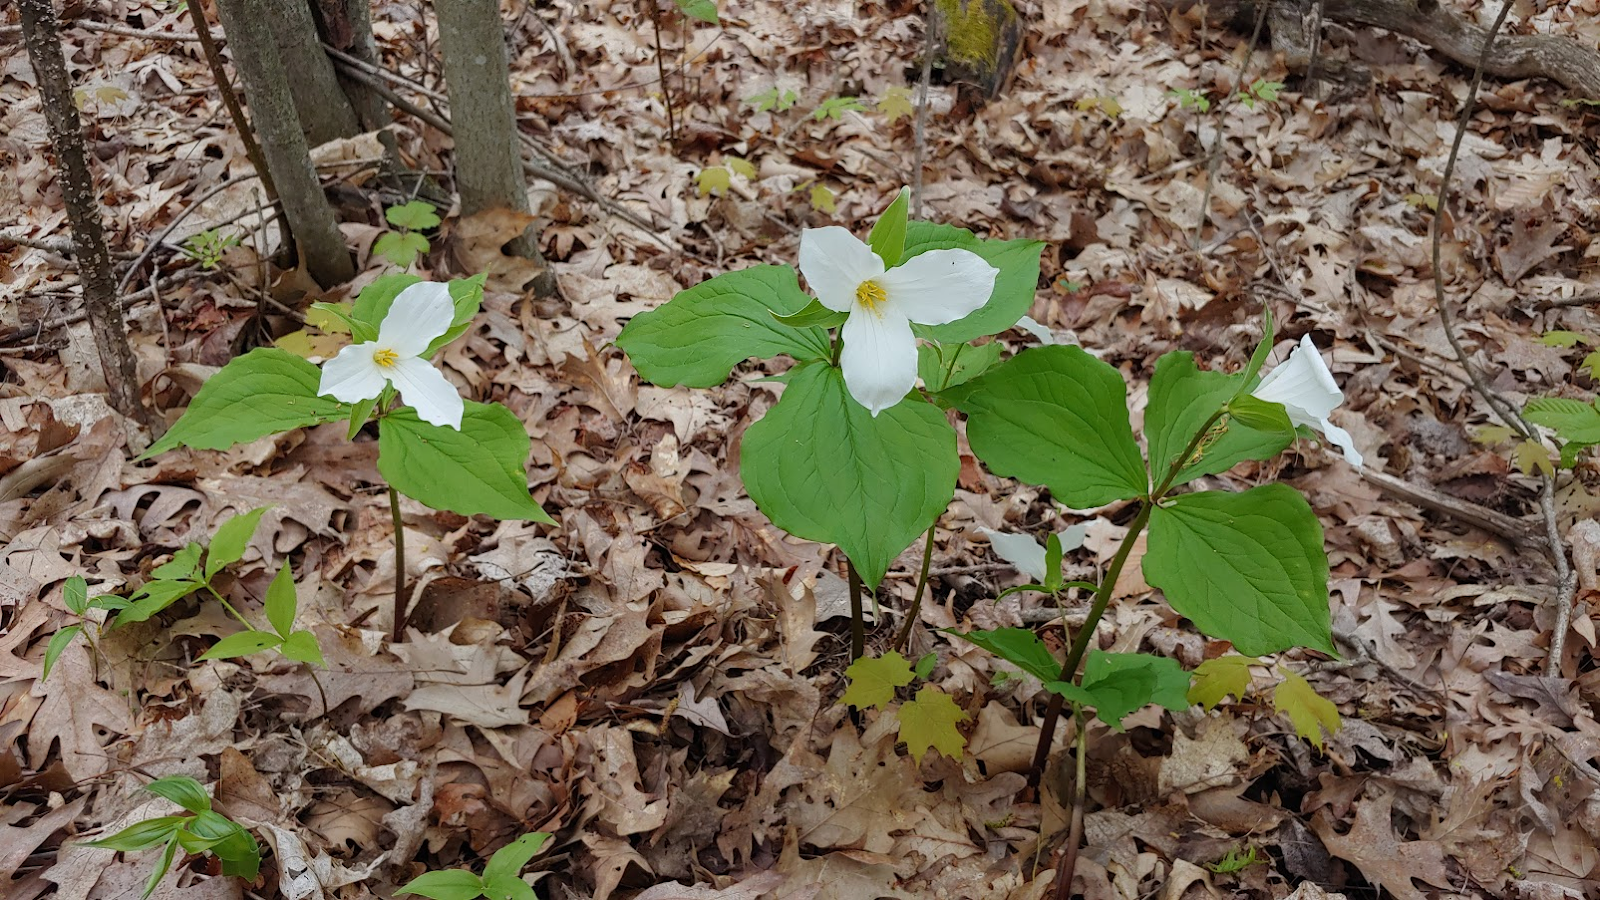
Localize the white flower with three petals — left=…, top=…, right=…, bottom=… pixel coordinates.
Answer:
left=798, top=227, right=999, bottom=416
left=1252, top=335, right=1363, bottom=467
left=318, top=282, right=465, bottom=430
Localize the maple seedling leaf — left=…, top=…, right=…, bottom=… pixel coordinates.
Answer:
left=808, top=183, right=836, bottom=214
left=1273, top=669, right=1341, bottom=749
left=840, top=651, right=915, bottom=710
left=877, top=86, right=913, bottom=123
left=1188, top=655, right=1258, bottom=710
left=1512, top=439, right=1556, bottom=477
left=897, top=686, right=967, bottom=764
left=727, top=157, right=757, bottom=179
left=696, top=166, right=731, bottom=197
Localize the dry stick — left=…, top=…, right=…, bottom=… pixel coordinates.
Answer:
left=182, top=0, right=291, bottom=253
left=1427, top=0, right=1576, bottom=669
left=647, top=0, right=675, bottom=142
left=910, top=4, right=937, bottom=220
left=389, top=486, right=408, bottom=642
left=1192, top=0, right=1269, bottom=251
left=18, top=0, right=153, bottom=431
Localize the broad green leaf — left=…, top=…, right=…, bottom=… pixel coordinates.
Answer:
left=1539, top=330, right=1587, bottom=348
left=145, top=776, right=211, bottom=814
left=839, top=651, right=916, bottom=710
left=397, top=870, right=488, bottom=900
left=740, top=364, right=957, bottom=590
left=143, top=836, right=181, bottom=900
left=771, top=298, right=848, bottom=329
left=264, top=562, right=297, bottom=637
left=386, top=200, right=442, bottom=231
left=81, top=816, right=190, bottom=852
left=211, top=825, right=261, bottom=879
left=151, top=543, right=203, bottom=580
left=1526, top=397, right=1600, bottom=444
left=482, top=874, right=537, bottom=900
left=878, top=85, right=914, bottom=123
left=141, top=349, right=351, bottom=457
left=279, top=630, right=325, bottom=667
left=198, top=630, right=281, bottom=661
left=1145, top=351, right=1290, bottom=490
left=348, top=395, right=379, bottom=439
left=483, top=832, right=552, bottom=882
left=917, top=340, right=1002, bottom=393
left=913, top=652, right=938, bottom=679
left=379, top=402, right=554, bottom=523
left=42, top=626, right=82, bottom=680
left=1514, top=439, right=1557, bottom=476
left=673, top=0, right=719, bottom=25
left=905, top=223, right=1045, bottom=345
left=205, top=506, right=269, bottom=580
left=351, top=272, right=423, bottom=327
left=897, top=686, right=967, bottom=764
left=1145, top=485, right=1334, bottom=656
left=809, top=183, right=837, bottom=213
left=1187, top=655, right=1259, bottom=710
left=949, top=628, right=1059, bottom=683
left=868, top=188, right=910, bottom=266
left=944, top=346, right=1147, bottom=508
left=617, top=265, right=831, bottom=388
left=1581, top=350, right=1600, bottom=381
left=177, top=809, right=240, bottom=853
left=307, top=302, right=358, bottom=336
left=374, top=231, right=430, bottom=267
left=1273, top=669, right=1341, bottom=749
left=696, top=165, right=731, bottom=196
left=63, top=575, right=88, bottom=615
left=727, top=157, right=756, bottom=179
left=1046, top=650, right=1188, bottom=729
left=116, top=578, right=203, bottom=625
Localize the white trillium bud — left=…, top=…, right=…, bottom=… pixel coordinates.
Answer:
left=1252, top=335, right=1363, bottom=468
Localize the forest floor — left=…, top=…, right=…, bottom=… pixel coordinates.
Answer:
left=4, top=1, right=1600, bottom=898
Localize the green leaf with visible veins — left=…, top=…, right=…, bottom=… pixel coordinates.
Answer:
left=839, top=651, right=916, bottom=710
left=1526, top=397, right=1600, bottom=444
left=673, top=0, right=719, bottom=24
left=944, top=346, right=1148, bottom=508
left=897, top=686, right=967, bottom=763
left=740, top=363, right=957, bottom=590
left=1046, top=650, right=1188, bottom=729
left=379, top=402, right=554, bottom=523
left=1188, top=655, right=1259, bottom=709
left=140, top=349, right=351, bottom=458
left=1145, top=351, right=1291, bottom=488
left=1144, top=485, right=1334, bottom=656
left=948, top=628, right=1059, bottom=683
left=617, top=265, right=831, bottom=388
left=279, top=631, right=325, bottom=667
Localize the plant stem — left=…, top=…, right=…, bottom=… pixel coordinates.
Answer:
left=892, top=527, right=937, bottom=653
left=1051, top=708, right=1090, bottom=900
left=846, top=560, right=866, bottom=660
left=1026, top=501, right=1152, bottom=789
left=204, top=584, right=259, bottom=632
left=389, top=486, right=408, bottom=642
left=1152, top=408, right=1227, bottom=499
left=648, top=0, right=675, bottom=142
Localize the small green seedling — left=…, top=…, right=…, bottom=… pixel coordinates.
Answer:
left=744, top=87, right=799, bottom=113
left=80, top=776, right=260, bottom=899
left=178, top=229, right=240, bottom=270
left=375, top=201, right=441, bottom=268
left=398, top=831, right=553, bottom=900
left=1235, top=78, right=1283, bottom=110
left=1206, top=844, right=1264, bottom=874
left=1170, top=87, right=1211, bottom=113
left=811, top=95, right=866, bottom=121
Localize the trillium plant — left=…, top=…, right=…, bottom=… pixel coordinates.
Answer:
left=143, top=274, right=552, bottom=640
left=618, top=189, right=1361, bottom=779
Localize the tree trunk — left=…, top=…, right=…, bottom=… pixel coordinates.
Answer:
left=18, top=0, right=151, bottom=429
left=315, top=0, right=388, bottom=131
left=215, top=0, right=354, bottom=287
left=434, top=0, right=556, bottom=297
left=257, top=0, right=361, bottom=145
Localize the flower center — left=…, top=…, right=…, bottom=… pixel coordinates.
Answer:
left=372, top=347, right=399, bottom=368
left=855, top=279, right=888, bottom=315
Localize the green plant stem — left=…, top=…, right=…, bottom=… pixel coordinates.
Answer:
left=203, top=584, right=259, bottom=632
left=1051, top=708, right=1090, bottom=900
left=1026, top=501, right=1152, bottom=789
left=1152, top=408, right=1228, bottom=498
left=891, top=527, right=937, bottom=653
left=846, top=560, right=866, bottom=660
left=389, top=486, right=408, bottom=642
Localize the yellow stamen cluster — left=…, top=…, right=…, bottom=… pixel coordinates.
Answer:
left=855, top=279, right=888, bottom=315
left=372, top=347, right=399, bottom=368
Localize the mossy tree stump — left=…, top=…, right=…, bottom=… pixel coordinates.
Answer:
left=932, top=0, right=1025, bottom=100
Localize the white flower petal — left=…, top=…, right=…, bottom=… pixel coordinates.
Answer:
left=378, top=282, right=457, bottom=357
left=979, top=528, right=1048, bottom=582
left=1316, top=418, right=1364, bottom=468
left=1253, top=335, right=1343, bottom=421
left=1056, top=522, right=1089, bottom=553
left=387, top=356, right=465, bottom=430
left=875, top=248, right=999, bottom=326
left=1015, top=316, right=1057, bottom=345
left=798, top=227, right=885, bottom=312
left=840, top=307, right=916, bottom=416
left=318, top=343, right=387, bottom=403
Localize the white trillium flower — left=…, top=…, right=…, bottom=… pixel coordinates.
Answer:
left=318, top=282, right=464, bottom=430
left=1252, top=335, right=1363, bottom=468
left=798, top=226, right=999, bottom=416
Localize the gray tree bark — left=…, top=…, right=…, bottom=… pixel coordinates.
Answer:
left=316, top=0, right=388, bottom=131
left=261, top=0, right=360, bottom=145
left=19, top=0, right=152, bottom=429
left=434, top=0, right=556, bottom=297
left=215, top=0, right=354, bottom=286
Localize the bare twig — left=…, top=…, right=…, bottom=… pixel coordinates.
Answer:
left=1, top=231, right=139, bottom=259
left=911, top=4, right=937, bottom=219
left=1534, top=290, right=1600, bottom=310
left=1427, top=0, right=1576, bottom=670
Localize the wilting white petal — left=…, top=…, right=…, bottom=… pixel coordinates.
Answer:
left=799, top=226, right=885, bottom=313
left=876, top=248, right=999, bottom=326
left=1253, top=335, right=1362, bottom=468
left=318, top=342, right=387, bottom=403
left=840, top=306, right=916, bottom=416
left=378, top=281, right=456, bottom=357
left=1056, top=522, right=1089, bottom=552
left=386, top=356, right=464, bottom=430
left=979, top=528, right=1047, bottom=582
left=1015, top=316, right=1058, bottom=345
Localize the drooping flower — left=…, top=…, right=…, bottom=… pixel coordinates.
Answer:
left=318, top=282, right=464, bottom=430
left=798, top=227, right=999, bottom=415
left=1252, top=335, right=1363, bottom=467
